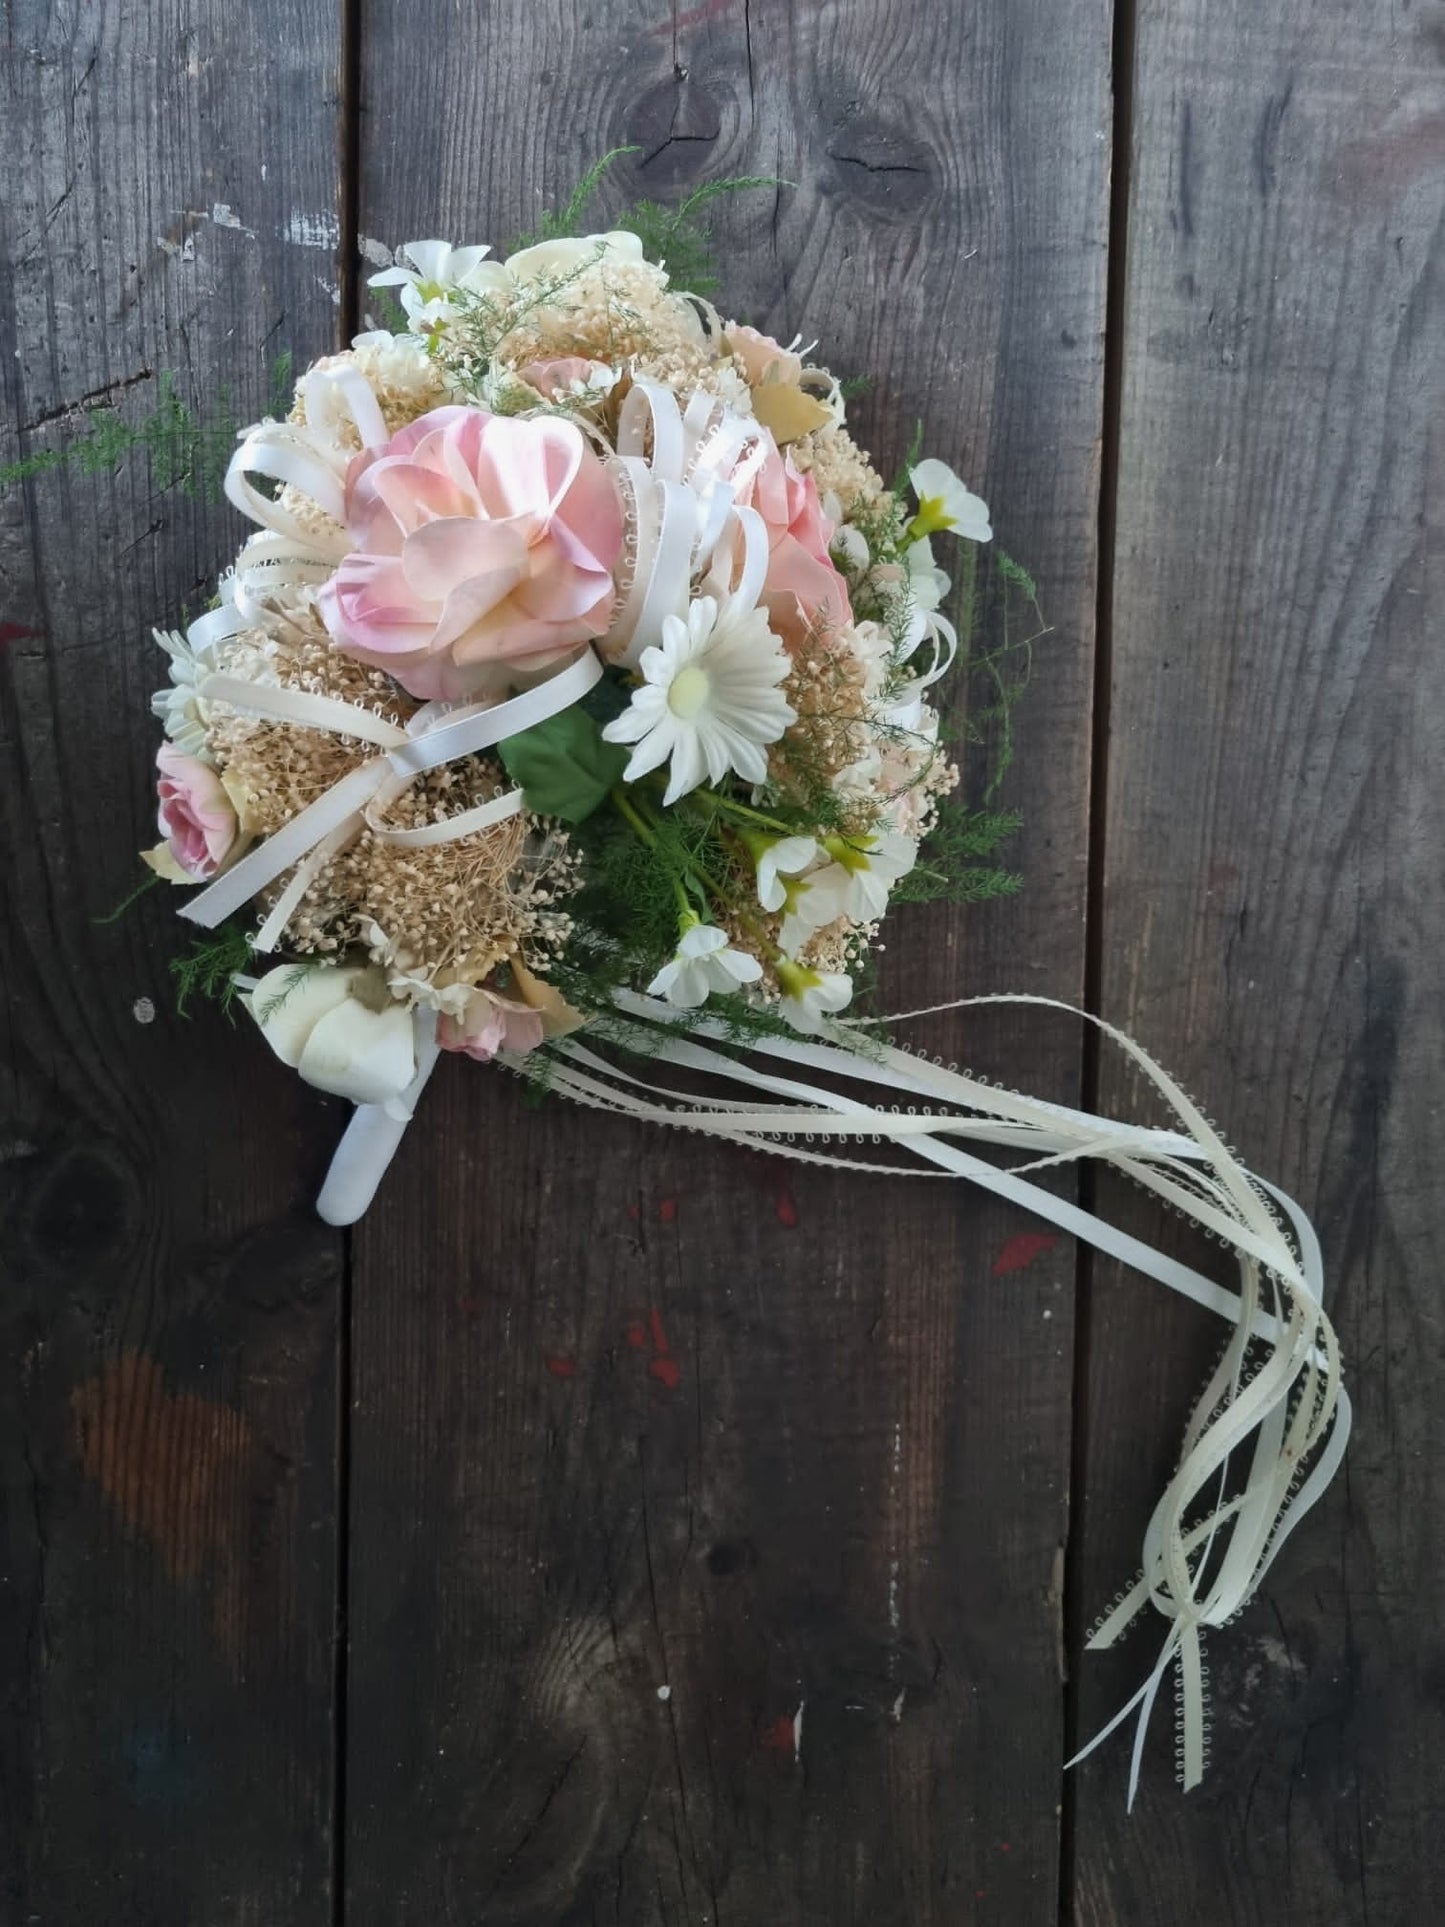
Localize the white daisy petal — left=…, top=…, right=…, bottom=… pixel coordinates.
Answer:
left=601, top=593, right=795, bottom=805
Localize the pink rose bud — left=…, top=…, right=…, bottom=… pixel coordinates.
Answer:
left=155, top=743, right=238, bottom=880
left=516, top=356, right=611, bottom=400
left=732, top=438, right=852, bottom=640
left=726, top=324, right=804, bottom=388
left=436, top=988, right=547, bottom=1063
left=317, top=405, right=624, bottom=701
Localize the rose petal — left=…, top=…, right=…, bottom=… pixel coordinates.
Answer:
left=295, top=997, right=417, bottom=1104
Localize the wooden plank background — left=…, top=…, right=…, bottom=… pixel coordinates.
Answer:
left=0, top=1, right=348, bottom=1920
left=1073, top=3, right=1445, bottom=1921
left=0, top=0, right=1438, bottom=1921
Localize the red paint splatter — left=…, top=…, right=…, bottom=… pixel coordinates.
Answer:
left=774, top=1185, right=798, bottom=1228
left=647, top=0, right=730, bottom=32
left=992, top=1231, right=1059, bottom=1276
left=0, top=622, right=39, bottom=647
left=545, top=1355, right=576, bottom=1379
left=625, top=1307, right=682, bottom=1390
left=760, top=1715, right=795, bottom=1751
left=998, top=1841, right=1011, bottom=1853
left=626, top=1200, right=639, bottom=1221
left=658, top=1195, right=678, bottom=1224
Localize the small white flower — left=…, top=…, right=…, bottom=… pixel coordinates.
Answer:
left=151, top=626, right=217, bottom=759
left=560, top=364, right=619, bottom=402
left=369, top=239, right=502, bottom=329
left=602, top=594, right=796, bottom=806
left=648, top=920, right=764, bottom=1009
left=753, top=835, right=818, bottom=913
left=909, top=457, right=992, bottom=544
left=776, top=959, right=854, bottom=1033
left=788, top=831, right=919, bottom=931
left=906, top=533, right=951, bottom=611
left=831, top=522, right=871, bottom=572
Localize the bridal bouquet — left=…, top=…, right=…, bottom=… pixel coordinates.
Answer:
left=147, top=219, right=989, bottom=1189
left=138, top=177, right=1347, bottom=1800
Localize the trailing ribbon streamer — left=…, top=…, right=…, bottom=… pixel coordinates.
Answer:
left=549, top=993, right=1347, bottom=1798
left=302, top=986, right=1346, bottom=1792
left=182, top=646, right=602, bottom=944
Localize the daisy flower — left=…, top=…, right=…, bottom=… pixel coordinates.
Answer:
left=649, top=918, right=764, bottom=1009
left=602, top=595, right=796, bottom=806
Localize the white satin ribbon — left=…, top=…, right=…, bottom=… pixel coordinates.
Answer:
left=606, top=378, right=771, bottom=665
left=183, top=647, right=602, bottom=944
left=219, top=360, right=395, bottom=622
left=315, top=1007, right=442, bottom=1226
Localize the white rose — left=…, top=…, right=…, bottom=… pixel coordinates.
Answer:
left=501, top=230, right=649, bottom=285
left=246, top=964, right=417, bottom=1110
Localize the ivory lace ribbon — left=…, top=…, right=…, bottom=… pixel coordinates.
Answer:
left=311, top=989, right=1347, bottom=1801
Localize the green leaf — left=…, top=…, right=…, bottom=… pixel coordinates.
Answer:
left=497, top=706, right=629, bottom=822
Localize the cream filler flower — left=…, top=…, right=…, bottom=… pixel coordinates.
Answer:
left=602, top=595, right=796, bottom=806
left=907, top=458, right=993, bottom=545
left=649, top=917, right=764, bottom=1009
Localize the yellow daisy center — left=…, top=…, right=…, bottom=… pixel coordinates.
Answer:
left=667, top=664, right=712, bottom=720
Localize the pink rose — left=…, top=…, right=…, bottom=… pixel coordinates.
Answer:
left=735, top=441, right=852, bottom=642
left=516, top=356, right=611, bottom=400
left=155, top=743, right=238, bottom=880
left=317, top=405, right=624, bottom=701
left=437, top=987, right=546, bottom=1062
left=726, top=324, right=804, bottom=387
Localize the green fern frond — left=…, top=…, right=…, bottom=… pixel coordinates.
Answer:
left=170, top=922, right=256, bottom=1019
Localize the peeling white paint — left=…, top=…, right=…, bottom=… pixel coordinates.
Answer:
left=655, top=1684, right=671, bottom=1701
left=287, top=209, right=340, bottom=251
left=358, top=234, right=393, bottom=268
left=792, top=1701, right=804, bottom=1760
left=209, top=202, right=254, bottom=236
left=314, top=275, right=341, bottom=308
left=132, top=997, right=156, bottom=1024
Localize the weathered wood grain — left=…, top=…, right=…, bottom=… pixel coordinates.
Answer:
left=346, top=1, right=1109, bottom=1919
left=0, top=3, right=344, bottom=1918
left=1072, top=2, right=1445, bottom=1919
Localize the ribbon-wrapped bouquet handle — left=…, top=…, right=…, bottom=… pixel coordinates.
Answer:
left=138, top=205, right=1346, bottom=1801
